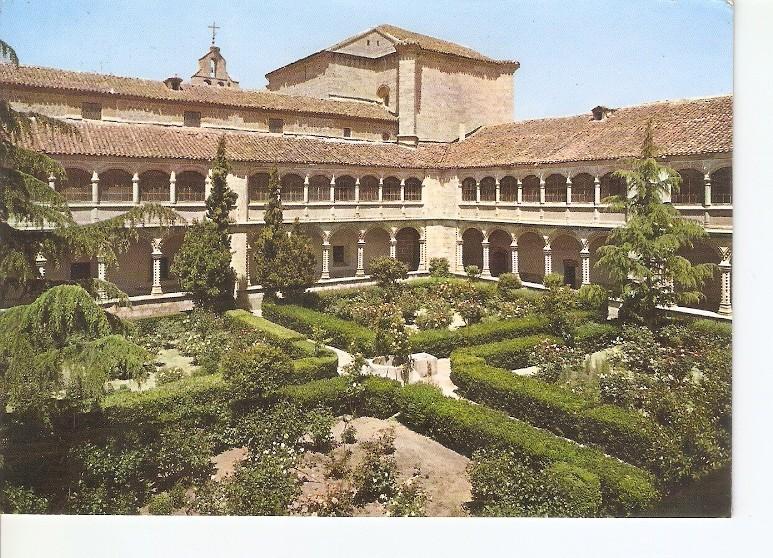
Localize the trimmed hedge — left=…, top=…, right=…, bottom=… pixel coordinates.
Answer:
left=224, top=310, right=305, bottom=342
left=462, top=334, right=561, bottom=370
left=395, top=383, right=659, bottom=515
left=409, top=315, right=549, bottom=357
left=450, top=348, right=687, bottom=485
left=291, top=354, right=339, bottom=382
left=279, top=376, right=400, bottom=419
left=573, top=322, right=619, bottom=352
left=263, top=302, right=375, bottom=354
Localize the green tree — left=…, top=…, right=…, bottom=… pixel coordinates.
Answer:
left=252, top=168, right=316, bottom=298
left=367, top=256, right=408, bottom=300
left=219, top=344, right=291, bottom=403
left=595, top=123, right=714, bottom=328
left=170, top=220, right=235, bottom=310
left=0, top=40, right=179, bottom=304
left=205, top=136, right=237, bottom=234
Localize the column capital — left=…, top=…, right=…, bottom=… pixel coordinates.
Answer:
left=358, top=229, right=366, bottom=243
left=580, top=238, right=590, bottom=253
left=322, top=230, right=331, bottom=244
left=151, top=237, right=163, bottom=255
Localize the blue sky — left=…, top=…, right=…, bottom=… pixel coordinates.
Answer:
left=0, top=0, right=732, bottom=120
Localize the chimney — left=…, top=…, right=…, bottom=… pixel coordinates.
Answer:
left=458, top=122, right=466, bottom=142
left=591, top=106, right=614, bottom=121
left=164, top=75, right=183, bottom=90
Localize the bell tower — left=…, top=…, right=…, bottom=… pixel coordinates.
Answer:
left=190, top=22, right=239, bottom=88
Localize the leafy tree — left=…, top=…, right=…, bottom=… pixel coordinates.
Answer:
left=0, top=40, right=179, bottom=305
left=428, top=257, right=450, bottom=277
left=367, top=256, right=408, bottom=300
left=596, top=123, right=714, bottom=328
left=171, top=220, right=236, bottom=310
left=252, top=168, right=316, bottom=297
left=464, top=265, right=481, bottom=280
left=540, top=273, right=579, bottom=342
left=205, top=136, right=237, bottom=234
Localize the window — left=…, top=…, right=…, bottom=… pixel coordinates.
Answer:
left=404, top=178, right=422, bottom=201
left=545, top=174, right=567, bottom=203
left=500, top=176, right=517, bottom=202
left=479, top=177, right=496, bottom=201
left=673, top=169, right=705, bottom=204
left=359, top=176, right=379, bottom=201
left=711, top=167, right=732, bottom=204
left=334, top=176, right=355, bottom=202
left=461, top=178, right=477, bottom=202
left=521, top=176, right=540, bottom=203
left=333, top=246, right=345, bottom=265
left=571, top=173, right=595, bottom=203
left=600, top=173, right=626, bottom=201
left=81, top=102, right=102, bottom=120
left=60, top=168, right=92, bottom=202
left=343, top=127, right=351, bottom=138
left=100, top=169, right=133, bottom=202
left=184, top=111, right=201, bottom=127
left=280, top=174, right=304, bottom=203
left=248, top=173, right=270, bottom=202
left=177, top=171, right=206, bottom=202
left=309, top=175, right=331, bottom=202
left=70, top=261, right=91, bottom=280
left=139, top=171, right=170, bottom=202
left=269, top=118, right=284, bottom=133
left=382, top=177, right=401, bottom=201
left=382, top=132, right=391, bottom=141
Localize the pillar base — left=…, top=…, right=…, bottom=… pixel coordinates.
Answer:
left=321, top=273, right=330, bottom=281
left=718, top=304, right=732, bottom=316
left=481, top=270, right=492, bottom=278
left=355, top=270, right=366, bottom=277
left=151, top=285, right=163, bottom=295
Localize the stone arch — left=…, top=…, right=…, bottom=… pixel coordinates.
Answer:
left=462, top=227, right=484, bottom=270
left=309, top=175, right=331, bottom=202
left=176, top=170, right=205, bottom=202
left=377, top=84, right=390, bottom=107
left=600, top=172, right=626, bottom=201
left=334, top=175, right=356, bottom=202
left=248, top=172, right=270, bottom=203
left=302, top=227, right=325, bottom=279
left=113, top=235, right=154, bottom=296
left=139, top=170, right=170, bottom=202
left=60, top=168, right=92, bottom=202
left=517, top=230, right=545, bottom=283
left=479, top=176, right=496, bottom=202
left=488, top=228, right=512, bottom=276
left=383, top=176, right=401, bottom=202
left=550, top=233, right=583, bottom=288
left=678, top=240, right=722, bottom=311
left=571, top=172, right=594, bottom=203
left=329, top=225, right=360, bottom=278
left=363, top=226, right=390, bottom=268
left=360, top=175, right=379, bottom=201
left=461, top=177, right=477, bottom=202
left=100, top=169, right=133, bottom=202
left=396, top=227, right=420, bottom=271
left=588, top=234, right=612, bottom=287
left=280, top=173, right=304, bottom=203
left=545, top=173, right=567, bottom=203
left=404, top=176, right=423, bottom=201
left=500, top=176, right=517, bottom=202
left=522, top=175, right=540, bottom=203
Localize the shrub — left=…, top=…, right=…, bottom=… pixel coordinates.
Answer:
left=326, top=448, right=353, bottom=479
left=366, top=256, right=408, bottom=296
left=153, top=426, right=214, bottom=489
left=573, top=322, right=618, bottom=353
left=428, top=257, right=450, bottom=277
left=577, top=284, right=609, bottom=318
left=353, top=446, right=398, bottom=504
left=415, top=299, right=454, bottom=330
left=395, top=383, right=658, bottom=515
left=386, top=469, right=428, bottom=517
left=279, top=376, right=400, bottom=419
left=461, top=334, right=561, bottom=370
left=464, top=265, right=481, bottom=280
left=496, top=273, right=522, bottom=299
left=305, top=406, right=336, bottom=451
left=147, top=492, right=175, bottom=515
left=291, top=353, right=339, bottom=383
left=220, top=344, right=291, bottom=402
left=409, top=314, right=549, bottom=358
left=457, top=299, right=485, bottom=325
left=543, top=272, right=563, bottom=289
left=341, top=423, right=357, bottom=444
left=156, top=367, right=185, bottom=386
left=0, top=485, right=49, bottom=514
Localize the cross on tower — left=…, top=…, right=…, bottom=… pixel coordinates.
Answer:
left=208, top=21, right=220, bottom=45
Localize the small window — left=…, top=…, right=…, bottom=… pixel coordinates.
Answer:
left=81, top=102, right=102, bottom=120
left=70, top=261, right=91, bottom=280
left=367, top=40, right=371, bottom=46
left=333, top=246, right=345, bottom=265
left=269, top=118, right=284, bottom=134
left=343, top=127, right=351, bottom=138
left=184, top=111, right=201, bottom=127
left=382, top=132, right=390, bottom=142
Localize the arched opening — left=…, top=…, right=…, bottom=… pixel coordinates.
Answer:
left=500, top=176, right=517, bottom=202
left=360, top=175, right=379, bottom=202
left=711, top=167, right=732, bottom=204
left=280, top=173, right=304, bottom=203
left=572, top=173, right=594, bottom=203
left=364, top=227, right=390, bottom=268
left=329, top=227, right=359, bottom=278
left=551, top=234, right=582, bottom=288
left=60, top=168, right=91, bottom=202
left=404, top=177, right=422, bottom=201
left=383, top=176, right=401, bottom=202
left=248, top=172, right=270, bottom=203
left=522, top=175, right=540, bottom=203
left=488, top=229, right=512, bottom=277
left=545, top=174, right=567, bottom=203
left=139, top=170, right=170, bottom=202
left=589, top=235, right=613, bottom=288
left=176, top=171, right=205, bottom=202
left=461, top=177, right=477, bottom=202
left=518, top=231, right=544, bottom=283
left=113, top=236, right=153, bottom=296
left=674, top=169, right=704, bottom=205
left=334, top=175, right=355, bottom=202
left=377, top=84, right=390, bottom=108
left=462, top=228, right=483, bottom=269
left=309, top=175, right=330, bottom=202
left=600, top=172, right=626, bottom=201
left=480, top=177, right=496, bottom=202
left=301, top=228, right=324, bottom=280
left=396, top=227, right=420, bottom=271
left=100, top=169, right=133, bottom=202
left=678, top=242, right=721, bottom=312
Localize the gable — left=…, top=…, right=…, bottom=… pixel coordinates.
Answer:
left=331, top=30, right=396, bottom=58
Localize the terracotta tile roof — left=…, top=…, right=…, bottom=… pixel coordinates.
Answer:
left=23, top=120, right=437, bottom=168
left=0, top=64, right=396, bottom=122
left=440, top=95, right=733, bottom=168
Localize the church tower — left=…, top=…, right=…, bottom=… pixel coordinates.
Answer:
left=190, top=23, right=239, bottom=88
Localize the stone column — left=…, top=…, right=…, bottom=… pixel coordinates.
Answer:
left=475, top=180, right=481, bottom=203
left=539, top=177, right=546, bottom=205
left=594, top=176, right=601, bottom=206
left=48, top=173, right=56, bottom=190
left=329, top=175, right=336, bottom=203
left=245, top=242, right=252, bottom=287
left=543, top=236, right=552, bottom=278
left=516, top=179, right=523, bottom=204
left=204, top=171, right=212, bottom=200
left=704, top=172, right=712, bottom=207
left=356, top=230, right=366, bottom=277
left=321, top=231, right=331, bottom=280
left=400, top=178, right=405, bottom=202
left=355, top=178, right=361, bottom=203
left=580, top=238, right=591, bottom=286
left=36, top=252, right=48, bottom=279
left=389, top=228, right=398, bottom=259
left=303, top=175, right=310, bottom=204
left=718, top=247, right=732, bottom=315
left=495, top=179, right=501, bottom=203
left=510, top=234, right=519, bottom=279
left=481, top=231, right=491, bottom=277
left=169, top=171, right=176, bottom=204
left=456, top=232, right=464, bottom=273
left=132, top=172, right=140, bottom=204
left=418, top=228, right=427, bottom=272
left=91, top=171, right=99, bottom=204
left=566, top=176, right=572, bottom=205
left=97, top=253, right=108, bottom=301
left=151, top=238, right=164, bottom=295
left=378, top=177, right=384, bottom=202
